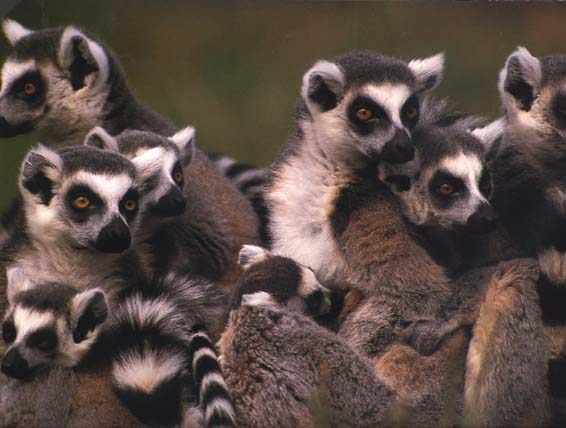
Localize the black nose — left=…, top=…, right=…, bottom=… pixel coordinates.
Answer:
left=0, top=116, right=23, bottom=138
left=94, top=216, right=131, bottom=253
left=380, top=128, right=415, bottom=164
left=153, top=187, right=186, bottom=217
left=465, top=203, right=497, bottom=234
left=1, top=348, right=30, bottom=379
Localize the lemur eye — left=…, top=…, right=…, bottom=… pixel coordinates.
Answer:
left=28, top=330, right=57, bottom=352
left=437, top=183, right=456, bottom=197
left=72, top=196, right=91, bottom=210
left=404, top=107, right=418, bottom=120
left=355, top=108, right=374, bottom=122
left=23, top=82, right=37, bottom=96
left=2, top=321, right=16, bottom=344
left=174, top=171, right=183, bottom=183
left=124, top=200, right=137, bottom=212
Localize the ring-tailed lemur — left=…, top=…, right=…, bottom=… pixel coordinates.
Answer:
left=0, top=19, right=265, bottom=242
left=84, top=126, right=234, bottom=281
left=487, top=46, right=566, bottom=423
left=267, top=50, right=445, bottom=285
left=2, top=280, right=108, bottom=379
left=217, top=248, right=397, bottom=428
left=376, top=120, right=550, bottom=426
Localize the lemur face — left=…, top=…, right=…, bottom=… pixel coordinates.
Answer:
left=234, top=245, right=332, bottom=317
left=20, top=144, right=140, bottom=253
left=0, top=20, right=110, bottom=141
left=301, top=51, right=444, bottom=165
left=84, top=126, right=196, bottom=218
left=380, top=121, right=503, bottom=234
left=499, top=47, right=566, bottom=164
left=1, top=282, right=107, bottom=380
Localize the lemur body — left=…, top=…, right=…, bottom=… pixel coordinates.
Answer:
left=487, top=47, right=566, bottom=423
left=0, top=19, right=264, bottom=242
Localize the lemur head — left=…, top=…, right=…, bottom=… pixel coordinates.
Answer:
left=84, top=126, right=195, bottom=217
left=300, top=51, right=444, bottom=166
left=380, top=120, right=504, bottom=234
left=499, top=47, right=566, bottom=166
left=1, top=276, right=108, bottom=380
left=0, top=19, right=113, bottom=142
left=233, top=245, right=332, bottom=317
left=19, top=144, right=141, bottom=253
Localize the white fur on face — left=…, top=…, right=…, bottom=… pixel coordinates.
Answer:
left=0, top=59, right=36, bottom=97
left=12, top=307, right=55, bottom=343
left=363, top=83, right=412, bottom=129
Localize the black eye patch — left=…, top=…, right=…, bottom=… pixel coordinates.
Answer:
left=429, top=170, right=467, bottom=208
left=347, top=96, right=389, bottom=136
left=26, top=328, right=58, bottom=352
left=551, top=92, right=566, bottom=130
left=479, top=169, right=492, bottom=198
left=400, top=94, right=420, bottom=129
left=10, top=70, right=46, bottom=105
left=2, top=319, right=16, bottom=344
left=65, top=185, right=104, bottom=220
left=171, top=162, right=184, bottom=188
left=119, top=188, right=140, bottom=222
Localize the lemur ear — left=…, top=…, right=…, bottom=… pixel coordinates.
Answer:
left=58, top=26, right=109, bottom=92
left=301, top=60, right=345, bottom=113
left=169, top=126, right=196, bottom=166
left=20, top=144, right=62, bottom=205
left=6, top=267, right=34, bottom=304
left=469, top=118, right=505, bottom=155
left=84, top=127, right=119, bottom=151
left=71, top=288, right=108, bottom=344
left=2, top=19, right=33, bottom=45
left=239, top=245, right=272, bottom=270
left=408, top=53, right=445, bottom=93
left=499, top=47, right=541, bottom=111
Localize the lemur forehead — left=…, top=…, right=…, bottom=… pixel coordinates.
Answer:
left=438, top=152, right=483, bottom=180
left=14, top=283, right=75, bottom=315
left=7, top=27, right=63, bottom=62
left=334, top=51, right=415, bottom=88
left=63, top=171, right=135, bottom=201
left=415, top=126, right=485, bottom=168
left=361, top=83, right=412, bottom=114
left=117, top=130, right=177, bottom=157
left=58, top=146, right=136, bottom=178
left=0, top=58, right=36, bottom=96
left=540, top=55, right=566, bottom=86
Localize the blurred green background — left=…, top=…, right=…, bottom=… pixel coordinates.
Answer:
left=1, top=1, right=566, bottom=214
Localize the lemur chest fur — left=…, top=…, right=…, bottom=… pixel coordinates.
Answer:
left=269, top=145, right=351, bottom=285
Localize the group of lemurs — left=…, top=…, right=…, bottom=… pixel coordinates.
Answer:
left=0, top=17, right=564, bottom=428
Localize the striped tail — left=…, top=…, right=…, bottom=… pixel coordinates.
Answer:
left=210, top=154, right=270, bottom=244
left=188, top=325, right=236, bottom=428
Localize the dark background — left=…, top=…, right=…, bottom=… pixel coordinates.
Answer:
left=1, top=1, right=566, bottom=213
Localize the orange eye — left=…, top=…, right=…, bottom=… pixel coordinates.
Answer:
left=23, top=82, right=36, bottom=95
left=405, top=107, right=418, bottom=120
left=124, top=200, right=137, bottom=211
left=437, top=183, right=455, bottom=196
left=355, top=108, right=374, bottom=122
left=174, top=171, right=183, bottom=183
left=72, top=196, right=91, bottom=209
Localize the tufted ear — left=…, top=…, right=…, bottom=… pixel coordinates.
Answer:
left=498, top=47, right=541, bottom=112
left=20, top=144, right=62, bottom=205
left=84, top=126, right=119, bottom=151
left=131, top=146, right=165, bottom=195
left=2, top=19, right=33, bottom=45
left=238, top=245, right=272, bottom=270
left=70, top=288, right=108, bottom=344
left=169, top=126, right=196, bottom=166
left=408, top=53, right=445, bottom=93
left=469, top=118, right=505, bottom=155
left=58, top=26, right=109, bottom=92
left=301, top=60, right=345, bottom=113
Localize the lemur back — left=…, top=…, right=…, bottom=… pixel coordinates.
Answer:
left=0, top=19, right=266, bottom=241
